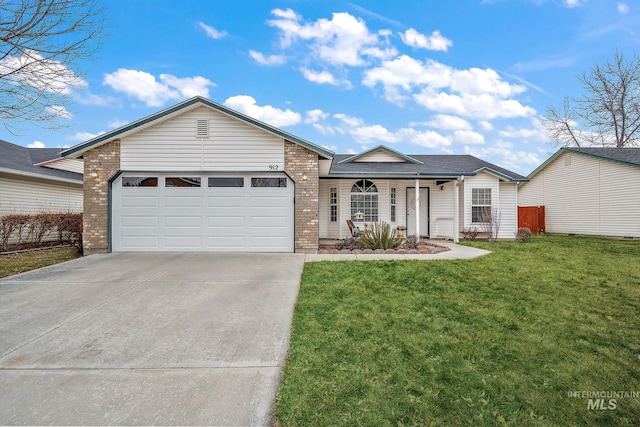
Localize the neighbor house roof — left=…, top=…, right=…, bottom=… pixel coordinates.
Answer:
left=528, top=147, right=640, bottom=178
left=61, top=96, right=335, bottom=160
left=329, top=150, right=528, bottom=182
left=0, top=140, right=82, bottom=184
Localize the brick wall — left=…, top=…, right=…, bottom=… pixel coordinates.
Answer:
left=83, top=140, right=121, bottom=254
left=284, top=140, right=319, bottom=253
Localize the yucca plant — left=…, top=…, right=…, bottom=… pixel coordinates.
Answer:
left=359, top=221, right=404, bottom=250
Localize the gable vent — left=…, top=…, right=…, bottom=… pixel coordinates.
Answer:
left=196, top=119, right=209, bottom=138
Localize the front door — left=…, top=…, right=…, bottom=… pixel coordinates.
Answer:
left=406, top=187, right=429, bottom=237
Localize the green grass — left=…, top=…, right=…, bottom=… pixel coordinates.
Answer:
left=276, top=236, right=640, bottom=426
left=0, top=247, right=80, bottom=278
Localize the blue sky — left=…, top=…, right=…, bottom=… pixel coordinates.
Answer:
left=3, top=0, right=639, bottom=175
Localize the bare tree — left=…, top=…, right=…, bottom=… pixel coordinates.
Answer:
left=542, top=51, right=640, bottom=148
left=0, top=0, right=107, bottom=133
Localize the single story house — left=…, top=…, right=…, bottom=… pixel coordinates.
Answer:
left=61, top=96, right=527, bottom=254
left=518, top=147, right=640, bottom=239
left=0, top=139, right=83, bottom=215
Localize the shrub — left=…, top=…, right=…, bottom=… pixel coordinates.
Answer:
left=462, top=227, right=480, bottom=240
left=404, top=235, right=419, bottom=249
left=359, top=221, right=404, bottom=250
left=0, top=212, right=82, bottom=253
left=337, top=237, right=361, bottom=251
left=516, top=227, right=532, bottom=243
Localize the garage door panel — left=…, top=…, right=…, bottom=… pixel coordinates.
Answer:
left=164, top=216, right=202, bottom=227
left=164, top=236, right=203, bottom=249
left=120, top=216, right=159, bottom=228
left=165, top=196, right=202, bottom=208
left=207, top=196, right=245, bottom=207
left=121, top=195, right=159, bottom=208
left=113, top=174, right=293, bottom=252
left=120, top=236, right=159, bottom=249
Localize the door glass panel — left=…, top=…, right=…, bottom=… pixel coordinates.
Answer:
left=122, top=177, right=158, bottom=187
left=251, top=177, right=287, bottom=188
left=208, top=177, right=244, bottom=187
left=165, top=177, right=201, bottom=187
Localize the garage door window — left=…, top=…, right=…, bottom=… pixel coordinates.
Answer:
left=208, top=177, right=244, bottom=187
left=165, top=177, right=201, bottom=187
left=251, top=177, right=287, bottom=187
left=122, top=177, right=158, bottom=187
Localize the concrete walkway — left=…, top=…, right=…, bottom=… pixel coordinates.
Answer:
left=304, top=240, right=491, bottom=262
left=0, top=252, right=305, bottom=426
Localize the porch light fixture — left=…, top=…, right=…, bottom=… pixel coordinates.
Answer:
left=302, top=174, right=308, bottom=181
left=354, top=211, right=364, bottom=220
left=90, top=171, right=98, bottom=178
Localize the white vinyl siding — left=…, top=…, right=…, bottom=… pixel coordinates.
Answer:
left=0, top=174, right=83, bottom=215
left=121, top=106, right=284, bottom=171
left=353, top=150, right=407, bottom=162
left=40, top=158, right=84, bottom=174
left=519, top=151, right=640, bottom=238
left=499, top=182, right=517, bottom=239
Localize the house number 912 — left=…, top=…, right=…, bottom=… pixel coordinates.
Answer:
left=268, top=164, right=279, bottom=170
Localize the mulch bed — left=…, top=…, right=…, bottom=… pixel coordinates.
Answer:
left=318, top=240, right=450, bottom=255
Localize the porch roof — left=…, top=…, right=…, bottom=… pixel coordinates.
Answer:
left=328, top=154, right=528, bottom=182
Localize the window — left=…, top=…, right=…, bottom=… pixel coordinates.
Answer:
left=165, top=177, right=201, bottom=187
left=351, top=179, right=378, bottom=222
left=330, top=187, right=338, bottom=222
left=251, top=177, right=287, bottom=187
left=472, top=188, right=492, bottom=222
left=122, top=177, right=158, bottom=187
left=208, top=177, right=244, bottom=187
left=390, top=187, right=397, bottom=222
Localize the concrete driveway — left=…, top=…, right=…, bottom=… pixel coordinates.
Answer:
left=0, top=252, right=305, bottom=426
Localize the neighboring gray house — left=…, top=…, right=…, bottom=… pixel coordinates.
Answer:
left=518, top=147, right=640, bottom=238
left=0, top=140, right=83, bottom=215
left=61, top=96, right=527, bottom=254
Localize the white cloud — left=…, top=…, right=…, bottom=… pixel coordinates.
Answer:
left=75, top=91, right=118, bottom=107
left=223, top=95, right=301, bottom=127
left=453, top=130, right=485, bottom=145
left=198, top=22, right=228, bottom=39
left=107, top=118, right=129, bottom=129
left=103, top=69, right=216, bottom=107
left=300, top=68, right=337, bottom=85
left=464, top=140, right=540, bottom=174
left=267, top=9, right=396, bottom=67
left=479, top=121, right=494, bottom=131
left=304, top=109, right=329, bottom=123
left=65, top=131, right=104, bottom=142
left=46, top=105, right=72, bottom=119
left=350, top=124, right=400, bottom=143
left=363, top=55, right=532, bottom=119
left=617, top=2, right=629, bottom=13
left=400, top=28, right=453, bottom=52
left=249, top=50, right=287, bottom=66
left=424, top=114, right=473, bottom=130
left=564, top=0, right=585, bottom=7
left=27, top=141, right=46, bottom=148
left=498, top=127, right=546, bottom=140
left=0, top=50, right=86, bottom=95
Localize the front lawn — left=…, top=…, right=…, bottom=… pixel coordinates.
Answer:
left=276, top=236, right=640, bottom=426
left=0, top=247, right=81, bottom=278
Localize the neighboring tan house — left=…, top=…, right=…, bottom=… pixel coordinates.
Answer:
left=61, top=96, right=527, bottom=254
left=0, top=139, right=83, bottom=215
left=518, top=147, right=640, bottom=239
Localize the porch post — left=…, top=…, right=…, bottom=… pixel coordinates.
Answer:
left=453, top=178, right=460, bottom=243
left=415, top=178, right=420, bottom=237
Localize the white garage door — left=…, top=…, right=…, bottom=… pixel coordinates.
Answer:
left=112, top=174, right=294, bottom=252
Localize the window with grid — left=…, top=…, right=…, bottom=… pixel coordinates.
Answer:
left=351, top=180, right=378, bottom=222
left=330, top=187, right=338, bottom=222
left=390, top=187, right=397, bottom=222
left=472, top=188, right=492, bottom=223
